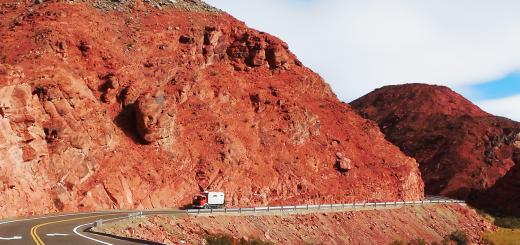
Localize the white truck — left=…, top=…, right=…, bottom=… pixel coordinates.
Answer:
left=193, top=191, right=225, bottom=209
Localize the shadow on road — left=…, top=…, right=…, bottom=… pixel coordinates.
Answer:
left=87, top=228, right=164, bottom=245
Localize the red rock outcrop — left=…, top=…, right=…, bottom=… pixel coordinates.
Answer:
left=0, top=0, right=423, bottom=218
left=351, top=84, right=520, bottom=207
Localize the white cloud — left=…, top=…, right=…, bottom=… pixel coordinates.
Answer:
left=205, top=1, right=520, bottom=104
left=478, top=95, right=520, bottom=121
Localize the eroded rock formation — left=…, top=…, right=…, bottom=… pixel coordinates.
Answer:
left=0, top=0, right=423, bottom=218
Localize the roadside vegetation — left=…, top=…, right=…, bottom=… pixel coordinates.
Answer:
left=483, top=216, right=520, bottom=245
left=476, top=208, right=520, bottom=245
left=389, top=230, right=468, bottom=245
left=493, top=216, right=520, bottom=229
left=206, top=234, right=273, bottom=245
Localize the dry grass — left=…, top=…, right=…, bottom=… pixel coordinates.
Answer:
left=483, top=228, right=520, bottom=245
left=476, top=209, right=520, bottom=245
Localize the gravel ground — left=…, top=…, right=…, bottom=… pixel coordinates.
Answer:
left=64, top=0, right=221, bottom=12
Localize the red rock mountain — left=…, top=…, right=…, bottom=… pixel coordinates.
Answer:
left=0, top=0, right=423, bottom=218
left=351, top=84, right=520, bottom=210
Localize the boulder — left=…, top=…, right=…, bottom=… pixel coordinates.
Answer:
left=514, top=133, right=520, bottom=149
left=135, top=90, right=175, bottom=143
left=335, top=152, right=353, bottom=172
left=266, top=44, right=290, bottom=69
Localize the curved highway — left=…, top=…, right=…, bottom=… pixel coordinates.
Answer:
left=0, top=210, right=184, bottom=245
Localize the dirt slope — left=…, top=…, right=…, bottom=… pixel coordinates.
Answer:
left=351, top=84, right=520, bottom=209
left=0, top=0, right=423, bottom=218
left=96, top=204, right=494, bottom=244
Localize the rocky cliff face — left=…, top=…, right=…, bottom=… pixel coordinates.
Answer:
left=351, top=84, right=520, bottom=209
left=480, top=150, right=520, bottom=215
left=0, top=0, right=423, bottom=218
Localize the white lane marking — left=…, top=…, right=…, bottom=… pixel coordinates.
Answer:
left=72, top=215, right=133, bottom=245
left=0, top=210, right=130, bottom=243
left=46, top=233, right=69, bottom=237
left=0, top=236, right=22, bottom=240
left=73, top=222, right=113, bottom=245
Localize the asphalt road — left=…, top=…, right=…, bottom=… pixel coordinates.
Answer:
left=0, top=210, right=184, bottom=245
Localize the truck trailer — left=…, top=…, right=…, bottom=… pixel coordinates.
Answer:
left=193, top=191, right=225, bottom=209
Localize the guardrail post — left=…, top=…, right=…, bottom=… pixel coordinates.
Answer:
left=307, top=204, right=309, bottom=210
left=239, top=208, right=242, bottom=213
left=267, top=206, right=270, bottom=212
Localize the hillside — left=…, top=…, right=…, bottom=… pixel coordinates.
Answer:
left=351, top=84, right=520, bottom=213
left=95, top=204, right=493, bottom=244
left=0, top=0, right=423, bottom=218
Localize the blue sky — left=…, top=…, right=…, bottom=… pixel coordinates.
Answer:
left=463, top=73, right=520, bottom=101
left=205, top=0, right=520, bottom=120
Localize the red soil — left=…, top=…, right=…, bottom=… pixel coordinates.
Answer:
left=351, top=84, right=520, bottom=213
left=97, top=204, right=494, bottom=244
left=0, top=0, right=423, bottom=218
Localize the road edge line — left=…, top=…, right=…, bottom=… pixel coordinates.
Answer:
left=73, top=222, right=113, bottom=245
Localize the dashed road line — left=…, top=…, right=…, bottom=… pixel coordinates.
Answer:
left=0, top=235, right=22, bottom=240
left=31, top=214, right=120, bottom=245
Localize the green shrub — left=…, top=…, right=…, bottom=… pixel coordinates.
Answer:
left=442, top=230, right=468, bottom=245
left=389, top=239, right=427, bottom=245
left=494, top=216, right=520, bottom=229
left=241, top=238, right=273, bottom=245
left=389, top=240, right=406, bottom=245
left=408, top=238, right=427, bottom=245
left=206, top=234, right=273, bottom=245
left=206, top=234, right=233, bottom=245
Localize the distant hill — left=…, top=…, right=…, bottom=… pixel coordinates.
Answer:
left=351, top=83, right=520, bottom=214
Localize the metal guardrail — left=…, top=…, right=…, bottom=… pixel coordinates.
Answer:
left=185, top=199, right=465, bottom=215
left=92, top=198, right=465, bottom=227
left=93, top=211, right=143, bottom=228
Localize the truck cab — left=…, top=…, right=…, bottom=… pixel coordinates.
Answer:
left=193, top=191, right=225, bottom=209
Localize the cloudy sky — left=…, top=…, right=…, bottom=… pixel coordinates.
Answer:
left=205, top=0, right=520, bottom=121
